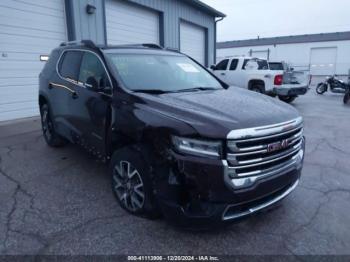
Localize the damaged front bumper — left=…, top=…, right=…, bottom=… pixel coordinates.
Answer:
left=157, top=142, right=304, bottom=228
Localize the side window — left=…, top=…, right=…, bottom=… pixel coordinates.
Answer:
left=79, top=52, right=110, bottom=91
left=229, top=59, right=239, bottom=70
left=242, top=59, right=250, bottom=70
left=214, top=59, right=229, bottom=71
left=59, top=51, right=83, bottom=81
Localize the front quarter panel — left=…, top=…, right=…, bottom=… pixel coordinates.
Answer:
left=109, top=93, right=197, bottom=157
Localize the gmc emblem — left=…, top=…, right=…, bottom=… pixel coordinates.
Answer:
left=267, top=139, right=289, bottom=153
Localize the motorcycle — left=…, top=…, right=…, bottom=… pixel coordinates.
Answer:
left=316, top=75, right=348, bottom=95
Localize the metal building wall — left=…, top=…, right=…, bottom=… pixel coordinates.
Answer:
left=65, top=0, right=216, bottom=65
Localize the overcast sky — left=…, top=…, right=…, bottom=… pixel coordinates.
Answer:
left=201, top=0, right=350, bottom=42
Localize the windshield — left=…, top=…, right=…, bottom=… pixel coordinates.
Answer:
left=269, top=62, right=284, bottom=70
left=107, top=54, right=222, bottom=92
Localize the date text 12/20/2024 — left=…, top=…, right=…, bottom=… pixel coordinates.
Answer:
left=127, top=256, right=219, bottom=261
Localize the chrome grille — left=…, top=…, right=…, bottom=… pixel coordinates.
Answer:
left=226, top=117, right=304, bottom=178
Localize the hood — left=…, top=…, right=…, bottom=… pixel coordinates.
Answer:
left=134, top=87, right=300, bottom=139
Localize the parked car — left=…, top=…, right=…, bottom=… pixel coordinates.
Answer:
left=211, top=57, right=308, bottom=103
left=39, top=41, right=305, bottom=228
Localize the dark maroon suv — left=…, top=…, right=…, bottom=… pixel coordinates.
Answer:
left=39, top=40, right=305, bottom=228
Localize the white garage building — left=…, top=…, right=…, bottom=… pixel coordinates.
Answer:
left=217, top=32, right=350, bottom=85
left=0, top=0, right=225, bottom=121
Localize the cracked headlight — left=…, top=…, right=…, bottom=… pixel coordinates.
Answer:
left=172, top=136, right=222, bottom=158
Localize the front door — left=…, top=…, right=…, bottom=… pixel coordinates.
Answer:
left=69, top=51, right=113, bottom=156
left=212, top=59, right=229, bottom=83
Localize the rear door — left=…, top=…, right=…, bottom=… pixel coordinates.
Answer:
left=52, top=50, right=83, bottom=136
left=69, top=51, right=112, bottom=156
left=225, top=59, right=241, bottom=86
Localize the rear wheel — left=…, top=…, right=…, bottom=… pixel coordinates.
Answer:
left=344, top=92, right=350, bottom=104
left=110, top=147, right=160, bottom=219
left=40, top=104, right=66, bottom=147
left=316, top=83, right=327, bottom=94
left=278, top=96, right=296, bottom=103
left=250, top=85, right=264, bottom=94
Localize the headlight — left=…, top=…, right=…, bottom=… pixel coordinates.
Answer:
left=172, top=136, right=222, bottom=158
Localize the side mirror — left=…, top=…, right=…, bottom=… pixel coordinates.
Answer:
left=210, top=65, right=216, bottom=70
left=85, top=76, right=104, bottom=91
left=290, top=67, right=294, bottom=71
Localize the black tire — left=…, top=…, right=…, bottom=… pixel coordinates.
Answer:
left=250, top=85, right=264, bottom=94
left=278, top=96, right=296, bottom=103
left=344, top=92, right=350, bottom=104
left=40, top=104, right=66, bottom=147
left=316, top=83, right=327, bottom=94
left=110, top=147, right=160, bottom=219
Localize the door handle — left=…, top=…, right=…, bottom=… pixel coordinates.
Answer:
left=72, top=92, right=79, bottom=99
left=221, top=73, right=226, bottom=76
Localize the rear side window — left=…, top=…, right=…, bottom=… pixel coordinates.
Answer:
left=229, top=59, right=239, bottom=70
left=58, top=51, right=83, bottom=80
left=214, top=59, right=229, bottom=70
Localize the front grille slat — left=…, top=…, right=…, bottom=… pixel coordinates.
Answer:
left=227, top=119, right=303, bottom=178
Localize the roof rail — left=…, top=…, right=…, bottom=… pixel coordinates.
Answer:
left=60, top=40, right=98, bottom=49
left=141, top=43, right=163, bottom=49
left=165, top=47, right=180, bottom=53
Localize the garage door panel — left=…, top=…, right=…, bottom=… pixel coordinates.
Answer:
left=0, top=108, right=39, bottom=122
left=0, top=34, right=63, bottom=49
left=0, top=61, right=44, bottom=70
left=6, top=0, right=65, bottom=11
left=1, top=12, right=66, bottom=32
left=0, top=0, right=66, bottom=121
left=310, top=47, right=337, bottom=76
left=0, top=0, right=65, bottom=17
left=180, top=21, right=206, bottom=65
left=0, top=78, right=38, bottom=87
left=106, top=0, right=159, bottom=45
left=0, top=92, right=36, bottom=105
left=0, top=25, right=66, bottom=41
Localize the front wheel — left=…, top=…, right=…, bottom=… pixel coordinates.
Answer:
left=316, top=83, right=327, bottom=94
left=344, top=92, right=350, bottom=104
left=278, top=96, right=296, bottom=103
left=110, top=147, right=160, bottom=219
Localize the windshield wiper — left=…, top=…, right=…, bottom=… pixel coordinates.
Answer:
left=174, top=87, right=219, bottom=93
left=132, top=89, right=170, bottom=94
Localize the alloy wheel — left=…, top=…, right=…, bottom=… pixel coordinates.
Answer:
left=113, top=161, right=145, bottom=212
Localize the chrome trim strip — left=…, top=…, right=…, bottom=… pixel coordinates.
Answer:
left=227, top=117, right=303, bottom=140
left=49, top=82, right=75, bottom=93
left=55, top=49, right=113, bottom=92
left=227, top=136, right=302, bottom=157
left=222, top=179, right=299, bottom=221
left=228, top=140, right=303, bottom=165
left=228, top=144, right=301, bottom=170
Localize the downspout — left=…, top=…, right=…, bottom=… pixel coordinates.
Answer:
left=214, top=17, right=225, bottom=64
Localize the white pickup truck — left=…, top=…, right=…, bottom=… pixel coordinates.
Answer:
left=211, top=57, right=308, bottom=103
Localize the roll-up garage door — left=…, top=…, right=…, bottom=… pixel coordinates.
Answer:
left=310, top=47, right=337, bottom=76
left=0, top=0, right=67, bottom=121
left=106, top=0, right=160, bottom=45
left=180, top=21, right=206, bottom=66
